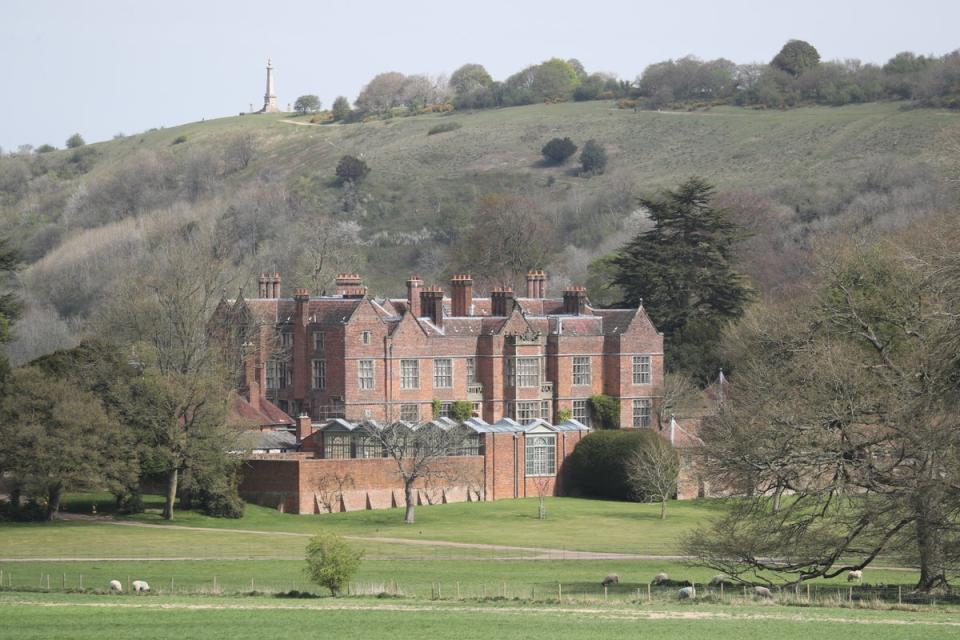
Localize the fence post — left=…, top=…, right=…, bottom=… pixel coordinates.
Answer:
left=62, top=573, right=66, bottom=590
left=438, top=583, right=442, bottom=599
left=806, top=583, right=810, bottom=601
left=647, top=583, right=651, bottom=602
left=170, top=578, right=175, bottom=593
left=456, top=582, right=461, bottom=600
left=79, top=574, right=83, bottom=590
left=604, top=585, right=608, bottom=601
left=720, top=583, right=724, bottom=600
left=898, top=585, right=902, bottom=605
left=558, top=582, right=562, bottom=602
left=214, top=576, right=218, bottom=592
left=849, top=586, right=853, bottom=602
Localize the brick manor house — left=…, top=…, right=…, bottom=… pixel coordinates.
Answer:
left=212, top=271, right=668, bottom=513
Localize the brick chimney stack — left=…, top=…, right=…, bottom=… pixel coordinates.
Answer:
left=406, top=276, right=423, bottom=317
left=335, top=274, right=367, bottom=298
left=563, top=286, right=587, bottom=315
left=258, top=274, right=269, bottom=298
left=450, top=274, right=473, bottom=317
left=420, top=286, right=444, bottom=328
left=296, top=413, right=313, bottom=442
left=242, top=342, right=261, bottom=412
left=491, top=286, right=514, bottom=316
left=526, top=269, right=546, bottom=298
left=272, top=273, right=281, bottom=298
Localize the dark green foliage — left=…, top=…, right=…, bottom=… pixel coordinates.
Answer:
left=579, top=140, right=607, bottom=175
left=565, top=429, right=665, bottom=500
left=331, top=96, right=352, bottom=121
left=610, top=177, right=752, bottom=383
left=0, top=237, right=21, bottom=381
left=427, top=122, right=462, bottom=136
left=171, top=135, right=188, bottom=146
left=65, top=133, right=85, bottom=149
left=541, top=137, right=577, bottom=164
left=589, top=394, right=620, bottom=429
left=294, top=95, right=322, bottom=115
left=450, top=400, right=473, bottom=422
left=335, top=155, right=370, bottom=184
left=770, top=39, right=821, bottom=76
left=305, top=532, right=363, bottom=596
left=35, top=144, right=56, bottom=154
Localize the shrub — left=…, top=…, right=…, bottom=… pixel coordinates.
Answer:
left=171, top=135, right=187, bottom=145
left=565, top=429, right=665, bottom=500
left=427, top=121, right=462, bottom=136
left=556, top=408, right=572, bottom=422
left=36, top=144, right=56, bottom=154
left=305, top=532, right=363, bottom=596
left=331, top=96, right=352, bottom=121
left=589, top=394, right=619, bottom=429
left=294, top=94, right=322, bottom=115
left=65, top=133, right=85, bottom=149
left=335, top=155, right=370, bottom=184
left=541, top=137, right=578, bottom=164
left=580, top=139, right=607, bottom=175
left=450, top=400, right=473, bottom=422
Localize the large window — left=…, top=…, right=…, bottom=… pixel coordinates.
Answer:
left=515, top=357, right=540, bottom=388
left=572, top=399, right=589, bottom=424
left=433, top=358, right=452, bottom=388
left=514, top=400, right=541, bottom=423
left=525, top=435, right=556, bottom=476
left=324, top=433, right=352, bottom=459
left=438, top=401, right=453, bottom=418
left=266, top=361, right=290, bottom=390
left=633, top=398, right=652, bottom=428
left=356, top=434, right=383, bottom=459
left=633, top=356, right=651, bottom=384
left=311, top=360, right=326, bottom=390
left=400, top=403, right=420, bottom=422
left=466, top=357, right=476, bottom=384
left=400, top=359, right=420, bottom=389
left=572, top=356, right=591, bottom=386
left=357, top=359, right=374, bottom=390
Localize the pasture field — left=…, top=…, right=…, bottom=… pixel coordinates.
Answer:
left=2, top=592, right=959, bottom=640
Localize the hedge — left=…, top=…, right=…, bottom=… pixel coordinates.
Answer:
left=565, top=429, right=663, bottom=500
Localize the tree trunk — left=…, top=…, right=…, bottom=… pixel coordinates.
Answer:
left=9, top=485, right=21, bottom=518
left=404, top=482, right=416, bottom=524
left=46, top=483, right=62, bottom=521
left=772, top=485, right=783, bottom=514
left=915, top=504, right=949, bottom=593
left=538, top=495, right=546, bottom=520
left=163, top=468, right=179, bottom=521
left=660, top=498, right=667, bottom=520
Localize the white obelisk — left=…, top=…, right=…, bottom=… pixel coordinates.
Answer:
left=262, top=58, right=278, bottom=113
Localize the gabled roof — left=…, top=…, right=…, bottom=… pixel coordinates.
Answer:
left=243, top=429, right=298, bottom=451
left=227, top=393, right=295, bottom=428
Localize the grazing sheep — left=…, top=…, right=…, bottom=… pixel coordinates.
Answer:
left=109, top=580, right=122, bottom=593
left=847, top=570, right=863, bottom=583
left=653, top=572, right=669, bottom=585
left=754, top=586, right=772, bottom=598
left=708, top=575, right=729, bottom=586
left=601, top=574, right=619, bottom=587
left=678, top=586, right=696, bottom=600
left=132, top=580, right=150, bottom=593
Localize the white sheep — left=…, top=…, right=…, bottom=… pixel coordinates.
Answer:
left=132, top=580, right=150, bottom=593
left=653, top=572, right=669, bottom=585
left=601, top=574, right=619, bottom=587
left=109, top=580, right=123, bottom=593
left=678, top=586, right=696, bottom=600
left=754, top=586, right=772, bottom=598
left=847, top=570, right=863, bottom=583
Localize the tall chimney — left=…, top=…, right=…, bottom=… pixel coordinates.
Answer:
left=271, top=272, right=281, bottom=299
left=450, top=274, right=473, bottom=317
left=563, top=286, right=587, bottom=315
left=335, top=273, right=367, bottom=298
left=491, top=286, right=514, bottom=316
left=296, top=413, right=313, bottom=442
left=526, top=269, right=546, bottom=298
left=258, top=274, right=268, bottom=298
left=420, top=286, right=444, bottom=328
left=406, top=276, right=423, bottom=317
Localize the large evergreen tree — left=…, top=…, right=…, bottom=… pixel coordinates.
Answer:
left=0, top=237, right=22, bottom=384
left=611, top=177, right=752, bottom=382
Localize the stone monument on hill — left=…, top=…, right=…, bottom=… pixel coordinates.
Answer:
left=259, top=58, right=279, bottom=113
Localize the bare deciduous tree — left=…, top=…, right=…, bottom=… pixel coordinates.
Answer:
left=626, top=436, right=680, bottom=520
left=314, top=470, right=355, bottom=514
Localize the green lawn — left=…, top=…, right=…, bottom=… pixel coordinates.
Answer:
left=2, top=593, right=958, bottom=640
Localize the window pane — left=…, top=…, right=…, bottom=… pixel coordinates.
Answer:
left=525, top=434, right=556, bottom=476
left=572, top=356, right=591, bottom=386
left=434, top=358, right=452, bottom=388
left=312, top=360, right=326, bottom=390
left=632, top=398, right=652, bottom=428
left=466, top=357, right=476, bottom=384
left=358, top=360, right=374, bottom=390
left=400, top=403, right=420, bottom=422
left=516, top=357, right=540, bottom=387
left=401, top=360, right=420, bottom=389
left=633, top=356, right=651, bottom=384
left=572, top=399, right=588, bottom=424
left=313, top=331, right=324, bottom=351
left=324, top=433, right=352, bottom=459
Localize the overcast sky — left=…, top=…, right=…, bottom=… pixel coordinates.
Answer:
left=2, top=0, right=958, bottom=150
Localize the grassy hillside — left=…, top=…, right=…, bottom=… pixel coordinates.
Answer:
left=2, top=101, right=957, bottom=361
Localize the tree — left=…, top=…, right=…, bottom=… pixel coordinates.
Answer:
left=541, top=137, right=577, bottom=165
left=224, top=132, right=257, bottom=172
left=610, top=177, right=752, bottom=382
left=355, top=72, right=407, bottom=114
left=331, top=96, right=352, bottom=121
left=0, top=367, right=131, bottom=520
left=449, top=63, right=495, bottom=109
left=450, top=400, right=473, bottom=422
left=566, top=429, right=667, bottom=500
left=687, top=233, right=960, bottom=592
left=579, top=139, right=607, bottom=175
left=626, top=435, right=679, bottom=519
left=0, top=237, right=22, bottom=383
left=531, top=475, right=552, bottom=520
left=65, top=133, right=85, bottom=149
left=335, top=155, right=370, bottom=184
left=304, top=532, right=363, bottom=596
left=294, top=95, right=322, bottom=115
left=588, top=394, right=619, bottom=429
left=771, top=39, right=821, bottom=76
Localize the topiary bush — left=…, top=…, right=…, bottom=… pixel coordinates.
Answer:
left=541, top=137, right=578, bottom=164
left=565, top=429, right=664, bottom=500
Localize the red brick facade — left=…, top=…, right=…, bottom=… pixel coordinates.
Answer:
left=212, top=271, right=665, bottom=429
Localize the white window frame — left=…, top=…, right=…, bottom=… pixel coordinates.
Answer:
left=572, top=399, right=588, bottom=424
left=361, top=331, right=371, bottom=345
left=433, top=358, right=453, bottom=389
left=572, top=356, right=591, bottom=386
left=358, top=359, right=374, bottom=390
left=400, top=359, right=420, bottom=389
left=514, top=400, right=540, bottom=423
left=311, top=359, right=326, bottom=390
left=515, top=357, right=540, bottom=388
left=633, top=355, right=651, bottom=384
left=633, top=398, right=652, bottom=428
left=525, top=434, right=556, bottom=476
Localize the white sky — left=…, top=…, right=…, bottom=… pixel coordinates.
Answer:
left=2, top=0, right=958, bottom=149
